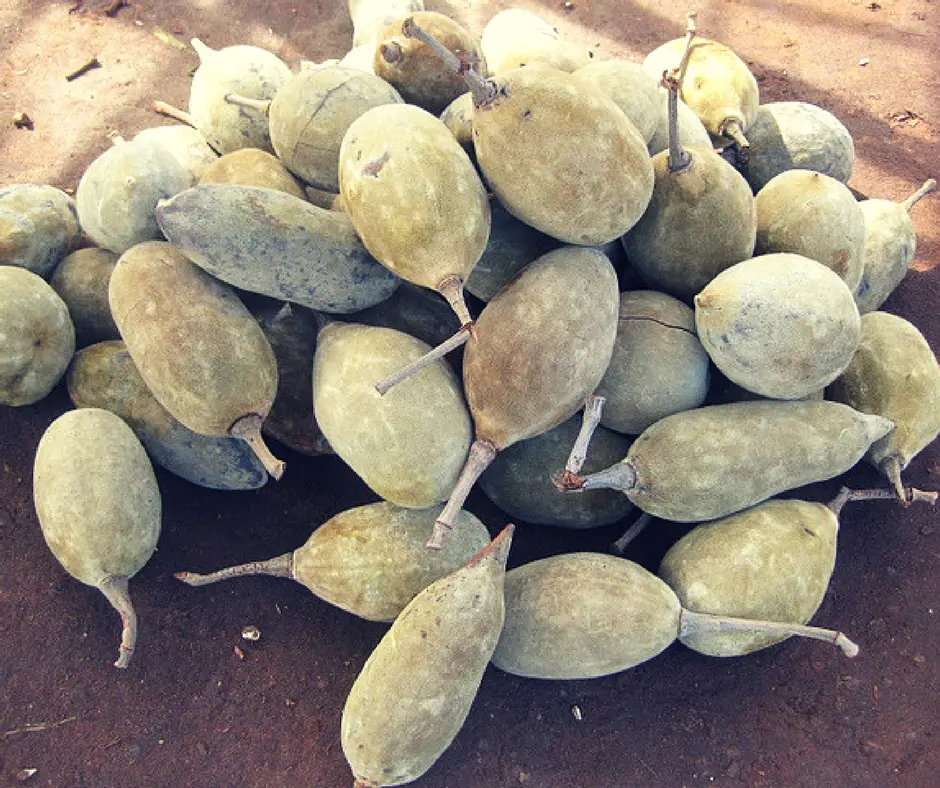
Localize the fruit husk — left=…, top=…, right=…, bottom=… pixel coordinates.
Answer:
left=480, top=8, right=590, bottom=75
left=198, top=148, right=307, bottom=199
left=49, top=247, right=121, bottom=347
left=0, top=183, right=80, bottom=277
left=571, top=59, right=661, bottom=144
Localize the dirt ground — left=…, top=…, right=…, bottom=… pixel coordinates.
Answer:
left=1, top=1, right=938, bottom=787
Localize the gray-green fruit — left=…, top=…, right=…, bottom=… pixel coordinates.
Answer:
left=67, top=341, right=268, bottom=490
left=854, top=179, right=935, bottom=313
left=480, top=8, right=590, bottom=74
left=176, top=501, right=490, bottom=621
left=198, top=148, right=307, bottom=199
left=341, top=525, right=512, bottom=787
left=695, top=253, right=861, bottom=399
left=595, top=291, right=710, bottom=435
left=569, top=400, right=894, bottom=522
left=188, top=38, right=291, bottom=154
left=440, top=90, right=474, bottom=150
left=755, top=169, right=865, bottom=290
left=312, top=322, right=472, bottom=508
left=33, top=408, right=161, bottom=667
left=572, top=59, right=661, bottom=144
left=0, top=184, right=80, bottom=277
left=827, top=311, right=940, bottom=498
left=108, top=241, right=284, bottom=478
left=133, top=125, right=219, bottom=185
left=480, top=411, right=633, bottom=528
left=49, top=248, right=121, bottom=347
left=75, top=138, right=189, bottom=254
left=743, top=101, right=855, bottom=192
left=156, top=184, right=400, bottom=314
left=0, top=266, right=75, bottom=406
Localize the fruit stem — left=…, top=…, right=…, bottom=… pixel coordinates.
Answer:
left=98, top=576, right=137, bottom=669
left=401, top=16, right=497, bottom=107
left=439, top=274, right=473, bottom=327
left=152, top=100, right=196, bottom=128
left=826, top=482, right=937, bottom=515
left=224, top=92, right=272, bottom=116
left=229, top=413, right=285, bottom=480
left=611, top=512, right=652, bottom=555
left=553, top=460, right=636, bottom=495
left=722, top=117, right=750, bottom=154
left=676, top=11, right=698, bottom=86
left=664, top=69, right=692, bottom=173
left=427, top=439, right=498, bottom=550
left=374, top=325, right=471, bottom=395
left=563, top=395, right=606, bottom=476
left=191, top=37, right=216, bottom=63
left=902, top=178, right=936, bottom=213
left=679, top=608, right=859, bottom=658
left=175, top=553, right=293, bottom=586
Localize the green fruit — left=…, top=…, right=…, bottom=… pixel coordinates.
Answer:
left=198, top=148, right=307, bottom=199
left=49, top=248, right=121, bottom=347
left=0, top=184, right=80, bottom=277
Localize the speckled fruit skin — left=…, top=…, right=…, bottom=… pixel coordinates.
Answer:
left=620, top=400, right=894, bottom=522
left=854, top=199, right=918, bottom=314
left=571, top=60, right=661, bottom=143
left=827, top=311, right=940, bottom=478
left=49, top=248, right=121, bottom=347
left=660, top=499, right=838, bottom=656
left=33, top=408, right=160, bottom=589
left=0, top=266, right=75, bottom=406
left=341, top=527, right=511, bottom=787
left=695, top=253, right=861, bottom=399
left=492, top=553, right=681, bottom=680
left=0, top=183, right=80, bottom=277
left=312, top=322, right=472, bottom=508
left=339, top=103, right=490, bottom=291
left=743, top=101, right=854, bottom=192
left=198, top=148, right=306, bottom=199
left=472, top=66, right=654, bottom=246
left=108, top=241, right=278, bottom=437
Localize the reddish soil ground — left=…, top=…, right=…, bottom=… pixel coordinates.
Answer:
left=1, top=1, right=937, bottom=787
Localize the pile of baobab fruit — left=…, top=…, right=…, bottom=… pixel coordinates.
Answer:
left=2, top=3, right=939, bottom=786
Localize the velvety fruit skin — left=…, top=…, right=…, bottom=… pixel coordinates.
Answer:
left=33, top=408, right=161, bottom=588
left=293, top=502, right=490, bottom=621
left=621, top=400, right=893, bottom=522
left=596, top=291, right=711, bottom=435
left=269, top=65, right=403, bottom=192
left=480, top=8, right=590, bottom=75
left=108, top=241, right=278, bottom=437
left=743, top=101, right=855, bottom=192
left=341, top=528, right=511, bottom=787
left=339, top=103, right=490, bottom=291
left=755, top=170, right=864, bottom=291
left=623, top=146, right=757, bottom=301
left=695, top=253, right=861, bottom=399
left=827, top=311, right=940, bottom=476
left=157, top=184, right=400, bottom=314
left=0, top=184, right=80, bottom=277
left=312, top=323, right=472, bottom=508
left=67, top=341, right=268, bottom=490
left=0, top=266, right=75, bottom=406
left=133, top=125, right=219, bottom=185
left=463, top=246, right=620, bottom=449
left=472, top=66, right=654, bottom=245
left=854, top=199, right=918, bottom=314
left=198, top=148, right=307, bottom=200
left=571, top=60, right=661, bottom=143
left=492, top=553, right=681, bottom=680
left=479, top=412, right=634, bottom=528
left=660, top=499, right=838, bottom=656
left=49, top=248, right=121, bottom=347
left=440, top=91, right=474, bottom=150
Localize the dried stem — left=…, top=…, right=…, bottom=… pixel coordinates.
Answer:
left=902, top=178, right=936, bottom=213
left=427, top=439, right=498, bottom=550
left=225, top=92, right=272, bottom=116
left=827, top=480, right=937, bottom=515
left=229, top=413, right=286, bottom=480
left=152, top=100, right=196, bottom=127
left=679, top=608, right=859, bottom=658
left=563, top=395, right=606, bottom=476
left=374, top=325, right=471, bottom=395
left=175, top=553, right=293, bottom=586
left=65, top=55, right=101, bottom=82
left=664, top=70, right=691, bottom=173
left=98, top=576, right=137, bottom=669
left=611, top=512, right=653, bottom=555
left=439, top=275, right=472, bottom=327
left=191, top=38, right=216, bottom=63
left=676, top=11, right=698, bottom=86
left=722, top=117, right=750, bottom=154
left=553, top=460, right=636, bottom=495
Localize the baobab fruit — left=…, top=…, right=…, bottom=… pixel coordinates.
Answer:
left=646, top=94, right=711, bottom=156
left=341, top=525, right=512, bottom=787
left=374, top=11, right=484, bottom=115
left=0, top=266, right=75, bottom=406
left=176, top=501, right=490, bottom=621
left=755, top=169, right=865, bottom=290
left=560, top=400, right=894, bottom=523
left=75, top=137, right=189, bottom=254
left=492, top=552, right=858, bottom=680
left=0, top=183, right=80, bottom=277
left=827, top=311, right=940, bottom=500
left=109, top=241, right=285, bottom=479
left=133, top=124, right=218, bottom=185
left=743, top=101, right=855, bottom=192
left=33, top=408, right=161, bottom=668
left=571, top=60, right=662, bottom=144
left=198, top=148, right=307, bottom=200
left=348, top=0, right=424, bottom=48
left=595, top=291, right=710, bottom=435
left=349, top=281, right=461, bottom=350
left=49, top=248, right=121, bottom=347
left=854, top=179, right=935, bottom=313
left=480, top=8, right=590, bottom=75
left=440, top=91, right=474, bottom=151
left=67, top=341, right=268, bottom=490
left=695, top=253, right=861, bottom=399
left=312, top=322, right=472, bottom=508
